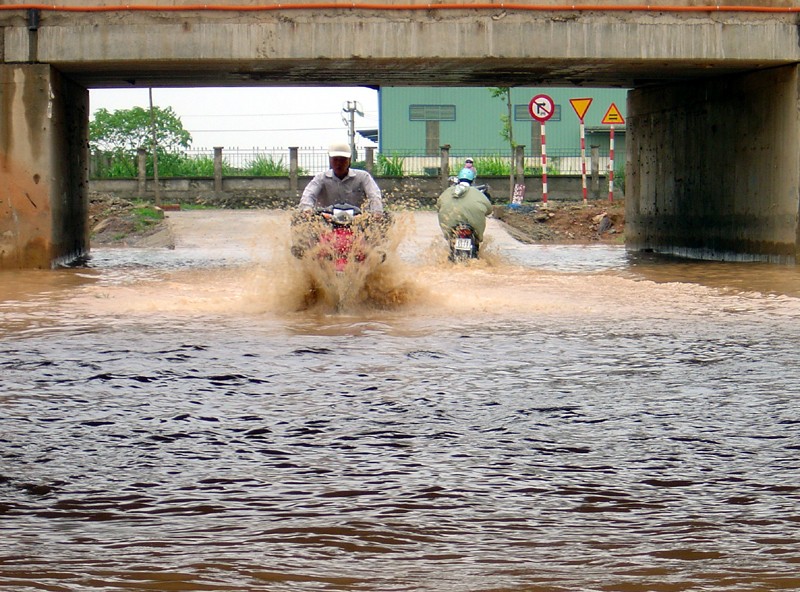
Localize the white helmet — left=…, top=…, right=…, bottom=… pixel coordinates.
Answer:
left=328, top=142, right=352, bottom=158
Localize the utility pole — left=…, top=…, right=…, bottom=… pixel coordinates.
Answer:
left=148, top=88, right=161, bottom=207
left=342, top=100, right=363, bottom=161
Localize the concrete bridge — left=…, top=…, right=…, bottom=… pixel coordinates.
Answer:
left=1, top=1, right=799, bottom=268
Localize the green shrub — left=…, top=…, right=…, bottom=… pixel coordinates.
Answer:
left=473, top=156, right=509, bottom=176
left=92, top=152, right=137, bottom=178
left=132, top=203, right=164, bottom=233
left=524, top=159, right=561, bottom=176
left=243, top=155, right=291, bottom=177
left=376, top=153, right=405, bottom=176
left=158, top=153, right=219, bottom=177
left=614, top=165, right=626, bottom=193
left=470, top=155, right=561, bottom=177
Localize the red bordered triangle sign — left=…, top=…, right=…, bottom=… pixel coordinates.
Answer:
left=601, top=103, right=625, bottom=125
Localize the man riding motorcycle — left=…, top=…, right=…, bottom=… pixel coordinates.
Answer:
left=436, top=168, right=493, bottom=257
left=292, top=142, right=389, bottom=259
left=299, top=142, right=384, bottom=214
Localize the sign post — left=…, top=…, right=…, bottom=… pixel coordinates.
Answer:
left=569, top=98, right=593, bottom=205
left=601, top=103, right=625, bottom=202
left=529, top=94, right=555, bottom=206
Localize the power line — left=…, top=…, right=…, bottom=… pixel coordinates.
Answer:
left=188, top=126, right=361, bottom=133
left=180, top=111, right=373, bottom=119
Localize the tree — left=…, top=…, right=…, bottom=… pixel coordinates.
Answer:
left=89, top=106, right=192, bottom=156
left=489, top=87, right=516, bottom=199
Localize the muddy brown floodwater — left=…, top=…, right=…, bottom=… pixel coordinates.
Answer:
left=2, top=210, right=800, bottom=591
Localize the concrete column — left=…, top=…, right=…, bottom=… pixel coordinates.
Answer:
left=289, top=147, right=299, bottom=191
left=590, top=145, right=600, bottom=199
left=365, top=146, right=374, bottom=173
left=213, top=146, right=223, bottom=193
left=514, top=145, right=526, bottom=187
left=626, top=64, right=800, bottom=262
left=0, top=64, right=88, bottom=269
left=440, top=144, right=450, bottom=187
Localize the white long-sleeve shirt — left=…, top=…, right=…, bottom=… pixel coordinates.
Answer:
left=299, top=168, right=383, bottom=213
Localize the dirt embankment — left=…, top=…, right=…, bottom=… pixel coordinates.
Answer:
left=492, top=200, right=625, bottom=244
left=89, top=193, right=625, bottom=247
left=90, top=194, right=176, bottom=248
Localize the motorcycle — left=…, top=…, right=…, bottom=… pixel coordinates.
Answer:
left=313, top=203, right=368, bottom=273
left=448, top=222, right=479, bottom=262
left=290, top=203, right=389, bottom=307
left=441, top=178, right=486, bottom=262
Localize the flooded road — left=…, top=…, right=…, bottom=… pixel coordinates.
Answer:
left=2, top=211, right=799, bottom=591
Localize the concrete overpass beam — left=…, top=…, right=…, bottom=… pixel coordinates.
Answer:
left=626, top=64, right=800, bottom=263
left=0, top=64, right=89, bottom=269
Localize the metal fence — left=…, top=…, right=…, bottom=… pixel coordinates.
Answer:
left=90, top=146, right=615, bottom=179
left=188, top=147, right=614, bottom=176
left=198, top=147, right=330, bottom=175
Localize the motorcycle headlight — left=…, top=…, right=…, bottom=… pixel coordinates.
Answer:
left=332, top=208, right=355, bottom=225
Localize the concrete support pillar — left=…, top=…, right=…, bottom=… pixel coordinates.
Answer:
left=289, top=146, right=299, bottom=191
left=626, top=64, right=800, bottom=262
left=0, top=64, right=88, bottom=269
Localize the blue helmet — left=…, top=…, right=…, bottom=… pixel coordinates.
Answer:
left=457, top=168, right=476, bottom=183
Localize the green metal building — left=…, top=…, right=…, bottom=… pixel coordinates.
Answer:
left=377, top=87, right=628, bottom=161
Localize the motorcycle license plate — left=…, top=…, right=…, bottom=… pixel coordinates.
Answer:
left=454, top=238, right=472, bottom=251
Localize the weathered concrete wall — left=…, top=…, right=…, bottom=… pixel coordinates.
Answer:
left=0, top=64, right=88, bottom=269
left=626, top=64, right=800, bottom=262
left=55, top=68, right=90, bottom=266
left=9, top=0, right=791, bottom=6
left=3, top=6, right=796, bottom=89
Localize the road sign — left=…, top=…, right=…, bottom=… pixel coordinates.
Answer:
left=528, top=94, right=555, bottom=123
left=571, top=98, right=593, bottom=204
left=601, top=103, right=625, bottom=125
left=569, top=98, right=592, bottom=121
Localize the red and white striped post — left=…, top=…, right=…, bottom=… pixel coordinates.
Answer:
left=569, top=98, right=593, bottom=206
left=601, top=102, right=624, bottom=203
left=541, top=122, right=548, bottom=206
left=580, top=120, right=587, bottom=204
left=529, top=94, right=555, bottom=208
left=608, top=125, right=615, bottom=202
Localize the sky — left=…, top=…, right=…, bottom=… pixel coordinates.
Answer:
left=89, top=86, right=379, bottom=150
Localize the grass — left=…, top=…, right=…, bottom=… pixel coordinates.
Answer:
left=132, top=203, right=165, bottom=233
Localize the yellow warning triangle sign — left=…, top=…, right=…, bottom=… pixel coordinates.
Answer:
left=569, top=98, right=592, bottom=121
left=602, top=103, right=625, bottom=125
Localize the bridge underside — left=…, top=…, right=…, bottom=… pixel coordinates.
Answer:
left=1, top=8, right=798, bottom=267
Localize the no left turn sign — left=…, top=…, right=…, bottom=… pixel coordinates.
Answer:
left=528, top=94, right=555, bottom=123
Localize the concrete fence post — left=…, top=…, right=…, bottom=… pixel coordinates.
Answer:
left=213, top=147, right=223, bottom=194
left=590, top=145, right=600, bottom=199
left=514, top=145, right=525, bottom=186
left=289, top=147, right=299, bottom=191
left=137, top=148, right=147, bottom=198
left=512, top=144, right=526, bottom=204
left=365, top=147, right=374, bottom=174
left=440, top=144, right=450, bottom=187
